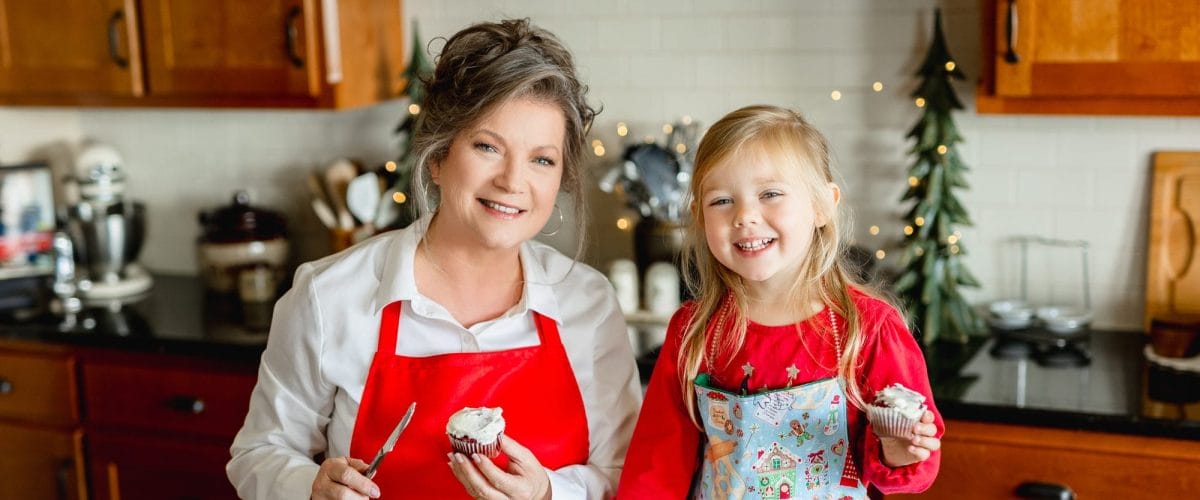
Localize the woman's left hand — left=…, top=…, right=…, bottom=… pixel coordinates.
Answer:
left=448, top=435, right=551, bottom=500
left=879, top=409, right=941, bottom=467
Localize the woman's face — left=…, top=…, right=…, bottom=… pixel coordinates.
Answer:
left=431, top=97, right=566, bottom=251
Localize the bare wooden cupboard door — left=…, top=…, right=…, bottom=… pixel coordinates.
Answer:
left=994, top=0, right=1200, bottom=98
left=139, top=0, right=317, bottom=98
left=0, top=424, right=86, bottom=500
left=0, top=0, right=142, bottom=97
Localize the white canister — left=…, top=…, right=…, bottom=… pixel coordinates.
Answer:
left=607, top=259, right=639, bottom=314
left=644, top=261, right=681, bottom=317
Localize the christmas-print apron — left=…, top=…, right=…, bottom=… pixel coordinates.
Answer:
left=349, top=301, right=590, bottom=498
left=693, top=376, right=866, bottom=500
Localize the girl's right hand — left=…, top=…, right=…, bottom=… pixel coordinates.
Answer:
left=311, top=457, right=381, bottom=499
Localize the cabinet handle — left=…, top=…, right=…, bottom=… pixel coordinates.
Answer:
left=1004, top=0, right=1020, bottom=63
left=284, top=6, right=305, bottom=68
left=1014, top=481, right=1075, bottom=500
left=167, top=395, right=206, bottom=414
left=0, top=377, right=12, bottom=395
left=107, top=10, right=129, bottom=68
left=55, top=458, right=74, bottom=500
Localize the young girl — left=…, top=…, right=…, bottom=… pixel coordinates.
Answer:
left=618, top=105, right=942, bottom=498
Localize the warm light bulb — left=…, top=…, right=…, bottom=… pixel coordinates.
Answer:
left=408, top=103, right=421, bottom=115
left=872, top=81, right=884, bottom=92
left=616, top=217, right=630, bottom=230
left=594, top=145, right=606, bottom=157
left=945, top=61, right=957, bottom=71
left=617, top=122, right=629, bottom=137
left=950, top=244, right=960, bottom=254
left=875, top=250, right=886, bottom=260
left=904, top=225, right=914, bottom=236
left=869, top=225, right=880, bottom=235
left=915, top=216, right=925, bottom=227
left=681, top=115, right=693, bottom=125
left=393, top=191, right=407, bottom=204
left=937, top=145, right=948, bottom=155
left=592, top=139, right=603, bottom=148
left=915, top=247, right=925, bottom=256
left=947, top=235, right=959, bottom=244
left=675, top=143, right=686, bottom=154
left=662, top=123, right=674, bottom=134
left=915, top=97, right=926, bottom=107
left=830, top=90, right=842, bottom=101
left=385, top=161, right=397, bottom=172
left=908, top=176, right=919, bottom=187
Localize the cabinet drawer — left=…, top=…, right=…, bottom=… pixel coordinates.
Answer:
left=0, top=351, right=78, bottom=425
left=83, top=362, right=256, bottom=439
left=0, top=422, right=86, bottom=500
left=905, top=421, right=1200, bottom=498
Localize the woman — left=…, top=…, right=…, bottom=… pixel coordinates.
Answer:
left=227, top=19, right=642, bottom=500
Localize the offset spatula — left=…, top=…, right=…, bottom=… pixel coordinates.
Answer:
left=364, top=402, right=416, bottom=479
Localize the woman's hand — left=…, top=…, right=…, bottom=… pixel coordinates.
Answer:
left=311, top=457, right=381, bottom=499
left=447, top=435, right=551, bottom=500
left=879, top=410, right=941, bottom=468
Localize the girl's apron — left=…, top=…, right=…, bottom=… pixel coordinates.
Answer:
left=693, top=307, right=866, bottom=499
left=348, top=301, right=590, bottom=498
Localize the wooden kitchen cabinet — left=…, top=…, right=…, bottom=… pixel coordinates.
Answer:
left=0, top=0, right=405, bottom=108
left=0, top=347, right=87, bottom=500
left=0, top=0, right=141, bottom=98
left=977, top=0, right=1200, bottom=116
left=81, top=356, right=258, bottom=499
left=893, top=420, right=1200, bottom=498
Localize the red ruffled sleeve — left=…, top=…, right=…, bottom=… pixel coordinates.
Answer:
left=616, top=305, right=703, bottom=499
left=856, top=300, right=944, bottom=494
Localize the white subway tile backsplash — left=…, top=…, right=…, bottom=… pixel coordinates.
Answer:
left=597, top=18, right=659, bottom=51
left=661, top=17, right=723, bottom=51
left=1057, top=131, right=1138, bottom=169
left=979, top=131, right=1059, bottom=168
left=627, top=54, right=696, bottom=88
left=696, top=55, right=762, bottom=88
left=760, top=54, right=836, bottom=88
left=727, top=17, right=794, bottom=50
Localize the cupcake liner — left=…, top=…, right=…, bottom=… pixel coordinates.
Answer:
left=449, top=432, right=503, bottom=458
left=866, top=405, right=920, bottom=439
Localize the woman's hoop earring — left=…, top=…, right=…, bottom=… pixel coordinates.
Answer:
left=540, top=204, right=564, bottom=236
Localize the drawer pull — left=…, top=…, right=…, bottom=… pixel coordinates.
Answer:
left=0, top=378, right=12, bottom=395
left=167, top=396, right=207, bottom=415
left=1015, top=481, right=1075, bottom=500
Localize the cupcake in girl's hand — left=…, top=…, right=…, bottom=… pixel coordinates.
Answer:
left=446, top=407, right=505, bottom=458
left=866, top=383, right=926, bottom=439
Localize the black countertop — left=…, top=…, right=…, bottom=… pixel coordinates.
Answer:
left=0, top=274, right=268, bottom=362
left=638, top=327, right=1200, bottom=441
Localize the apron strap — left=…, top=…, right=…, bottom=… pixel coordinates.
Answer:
left=377, top=301, right=402, bottom=356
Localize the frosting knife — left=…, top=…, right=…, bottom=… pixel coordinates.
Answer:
left=364, top=401, right=416, bottom=479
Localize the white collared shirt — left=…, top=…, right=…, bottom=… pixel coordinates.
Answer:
left=227, top=216, right=643, bottom=499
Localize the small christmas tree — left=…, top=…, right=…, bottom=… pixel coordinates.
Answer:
left=389, top=21, right=434, bottom=228
left=894, top=9, right=985, bottom=344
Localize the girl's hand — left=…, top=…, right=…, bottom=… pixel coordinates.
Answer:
left=447, top=435, right=551, bottom=500
left=311, top=456, right=380, bottom=499
left=879, top=410, right=941, bottom=468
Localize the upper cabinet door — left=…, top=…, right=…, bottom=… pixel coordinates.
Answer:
left=0, top=0, right=142, bottom=98
left=994, top=0, right=1200, bottom=98
left=139, top=0, right=318, bottom=98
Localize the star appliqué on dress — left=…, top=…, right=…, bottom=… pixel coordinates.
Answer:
left=742, top=362, right=755, bottom=377
left=786, top=364, right=800, bottom=380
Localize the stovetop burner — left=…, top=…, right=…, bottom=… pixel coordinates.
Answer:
left=989, top=326, right=1092, bottom=368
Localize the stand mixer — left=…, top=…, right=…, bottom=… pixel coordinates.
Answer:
left=61, top=143, right=152, bottom=304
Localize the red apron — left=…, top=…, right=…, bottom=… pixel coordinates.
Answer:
left=349, top=301, right=590, bottom=498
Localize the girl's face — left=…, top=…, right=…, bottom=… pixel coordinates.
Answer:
left=431, top=97, right=565, bottom=251
left=699, top=148, right=838, bottom=294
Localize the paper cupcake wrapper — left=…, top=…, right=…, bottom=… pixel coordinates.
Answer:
left=866, top=405, right=921, bottom=439
left=449, top=433, right=502, bottom=458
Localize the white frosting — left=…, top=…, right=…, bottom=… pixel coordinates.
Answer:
left=874, top=383, right=927, bottom=420
left=446, top=407, right=505, bottom=441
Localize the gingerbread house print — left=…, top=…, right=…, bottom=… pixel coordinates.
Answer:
left=751, top=442, right=800, bottom=500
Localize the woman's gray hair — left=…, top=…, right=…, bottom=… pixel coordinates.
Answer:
left=410, top=18, right=597, bottom=259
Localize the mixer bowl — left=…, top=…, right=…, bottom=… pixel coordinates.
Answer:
left=66, top=200, right=145, bottom=284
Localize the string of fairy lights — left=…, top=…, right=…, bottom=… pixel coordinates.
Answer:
left=589, top=59, right=961, bottom=264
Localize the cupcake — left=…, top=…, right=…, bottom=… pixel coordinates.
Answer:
left=446, top=407, right=505, bottom=458
left=865, top=383, right=926, bottom=439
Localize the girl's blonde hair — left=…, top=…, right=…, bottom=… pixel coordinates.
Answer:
left=678, top=104, right=887, bottom=426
